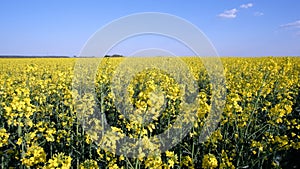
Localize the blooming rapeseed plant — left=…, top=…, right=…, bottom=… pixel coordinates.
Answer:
left=0, top=57, right=299, bottom=168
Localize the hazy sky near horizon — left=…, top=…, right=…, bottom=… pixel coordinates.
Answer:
left=0, top=0, right=299, bottom=56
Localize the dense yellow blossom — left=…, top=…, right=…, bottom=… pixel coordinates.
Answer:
left=0, top=57, right=299, bottom=168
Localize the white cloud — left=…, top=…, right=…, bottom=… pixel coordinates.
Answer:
left=218, top=3, right=256, bottom=19
left=281, top=20, right=300, bottom=29
left=240, top=3, right=253, bottom=9
left=218, top=8, right=238, bottom=19
left=280, top=20, right=300, bottom=36
left=254, top=11, right=264, bottom=16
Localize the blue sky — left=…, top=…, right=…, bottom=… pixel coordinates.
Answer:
left=0, top=0, right=299, bottom=56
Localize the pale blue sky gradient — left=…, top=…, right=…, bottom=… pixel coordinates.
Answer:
left=0, top=0, right=299, bottom=56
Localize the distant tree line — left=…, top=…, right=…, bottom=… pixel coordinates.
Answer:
left=104, top=54, right=124, bottom=58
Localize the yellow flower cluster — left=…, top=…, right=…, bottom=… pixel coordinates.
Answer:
left=43, top=153, right=72, bottom=169
left=202, top=153, right=218, bottom=169
left=21, top=144, right=46, bottom=167
left=0, top=128, right=9, bottom=147
left=79, top=159, right=99, bottom=169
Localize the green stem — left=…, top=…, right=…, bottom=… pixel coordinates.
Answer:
left=135, top=158, right=139, bottom=169
left=2, top=155, right=4, bottom=169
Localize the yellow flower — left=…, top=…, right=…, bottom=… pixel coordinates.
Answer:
left=43, top=153, right=72, bottom=169
left=79, top=159, right=99, bottom=169
left=165, top=151, right=178, bottom=168
left=180, top=155, right=194, bottom=168
left=165, top=151, right=174, bottom=158
left=16, top=138, right=22, bottom=145
left=202, top=154, right=218, bottom=169
left=0, top=128, right=10, bottom=147
left=21, top=144, right=46, bottom=167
